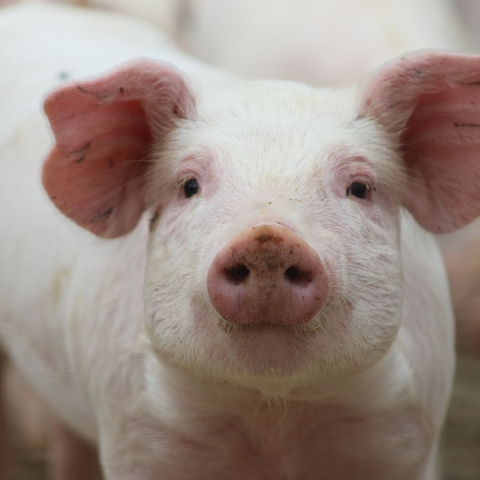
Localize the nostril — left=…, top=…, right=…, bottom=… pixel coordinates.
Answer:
left=225, top=264, right=250, bottom=284
left=285, top=265, right=313, bottom=285
left=208, top=224, right=329, bottom=326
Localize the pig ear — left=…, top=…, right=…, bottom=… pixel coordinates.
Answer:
left=360, top=51, right=480, bottom=233
left=43, top=60, right=194, bottom=238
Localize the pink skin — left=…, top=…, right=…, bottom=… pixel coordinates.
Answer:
left=43, top=59, right=193, bottom=238
left=207, top=223, right=328, bottom=326
left=362, top=52, right=480, bottom=233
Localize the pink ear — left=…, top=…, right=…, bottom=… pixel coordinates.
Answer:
left=361, top=51, right=480, bottom=233
left=43, top=60, right=194, bottom=238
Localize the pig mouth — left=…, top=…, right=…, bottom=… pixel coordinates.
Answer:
left=216, top=315, right=323, bottom=333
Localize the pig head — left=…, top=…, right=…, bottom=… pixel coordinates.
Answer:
left=42, top=51, right=480, bottom=394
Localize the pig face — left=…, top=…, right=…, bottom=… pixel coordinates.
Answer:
left=143, top=82, right=405, bottom=388
left=43, top=53, right=480, bottom=391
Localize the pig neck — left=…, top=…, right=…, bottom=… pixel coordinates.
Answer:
left=142, top=342, right=411, bottom=439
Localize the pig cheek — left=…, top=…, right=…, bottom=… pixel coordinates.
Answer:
left=340, top=227, right=402, bottom=363
left=308, top=200, right=403, bottom=369
left=143, top=206, right=220, bottom=366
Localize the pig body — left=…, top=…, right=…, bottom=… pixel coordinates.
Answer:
left=0, top=4, right=468, bottom=479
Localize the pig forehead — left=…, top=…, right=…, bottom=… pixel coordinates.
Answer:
left=197, top=80, right=360, bottom=123
left=190, top=81, right=393, bottom=174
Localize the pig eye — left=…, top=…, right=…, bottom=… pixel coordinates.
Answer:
left=183, top=178, right=200, bottom=198
left=346, top=181, right=375, bottom=200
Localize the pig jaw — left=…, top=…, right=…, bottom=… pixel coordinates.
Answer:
left=143, top=82, right=404, bottom=390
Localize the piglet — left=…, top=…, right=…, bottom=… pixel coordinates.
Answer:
left=2, top=3, right=480, bottom=479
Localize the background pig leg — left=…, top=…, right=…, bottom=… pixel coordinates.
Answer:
left=0, top=352, right=13, bottom=479
left=50, top=421, right=102, bottom=480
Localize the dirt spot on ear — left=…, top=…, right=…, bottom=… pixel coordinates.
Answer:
left=90, top=207, right=113, bottom=223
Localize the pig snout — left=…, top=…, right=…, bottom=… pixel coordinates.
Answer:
left=207, top=224, right=328, bottom=326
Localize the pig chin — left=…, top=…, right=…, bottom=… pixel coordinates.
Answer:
left=215, top=314, right=330, bottom=379
left=192, top=300, right=355, bottom=383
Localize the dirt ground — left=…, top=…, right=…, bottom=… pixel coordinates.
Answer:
left=8, top=355, right=480, bottom=480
